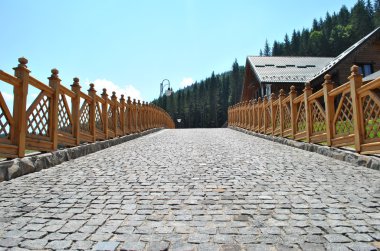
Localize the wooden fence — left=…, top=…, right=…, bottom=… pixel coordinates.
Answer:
left=0, top=57, right=175, bottom=159
left=228, top=65, right=380, bottom=155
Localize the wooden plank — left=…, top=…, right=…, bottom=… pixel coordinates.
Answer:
left=59, top=85, right=75, bottom=98
left=96, top=130, right=106, bottom=140
left=310, top=133, right=327, bottom=143
left=26, top=138, right=53, bottom=152
left=0, top=142, right=18, bottom=158
left=79, top=92, right=93, bottom=102
left=360, top=141, right=380, bottom=153
left=294, top=131, right=307, bottom=141
left=29, top=76, right=54, bottom=95
left=331, top=134, right=355, bottom=147
left=328, top=81, right=350, bottom=97
left=79, top=132, right=93, bottom=142
left=0, top=70, right=21, bottom=87
left=58, top=133, right=76, bottom=146
left=293, top=94, right=304, bottom=104
left=357, top=77, right=380, bottom=95
left=308, top=89, right=324, bottom=101
left=283, top=129, right=292, bottom=137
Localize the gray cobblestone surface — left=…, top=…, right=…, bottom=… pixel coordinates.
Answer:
left=0, top=128, right=379, bottom=250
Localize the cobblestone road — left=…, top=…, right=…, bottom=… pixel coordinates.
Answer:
left=0, top=129, right=380, bottom=251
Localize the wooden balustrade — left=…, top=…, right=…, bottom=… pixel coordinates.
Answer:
left=0, top=58, right=175, bottom=159
left=228, top=65, right=380, bottom=155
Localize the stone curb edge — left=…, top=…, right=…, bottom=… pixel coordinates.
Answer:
left=229, top=126, right=380, bottom=171
left=0, top=128, right=163, bottom=182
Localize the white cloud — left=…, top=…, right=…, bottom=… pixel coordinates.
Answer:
left=1, top=92, right=13, bottom=102
left=85, top=79, right=142, bottom=102
left=179, top=77, right=194, bottom=88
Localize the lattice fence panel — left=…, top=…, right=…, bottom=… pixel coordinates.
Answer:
left=95, top=103, right=103, bottom=131
left=0, top=106, right=10, bottom=139
left=266, top=106, right=272, bottom=128
left=283, top=103, right=291, bottom=130
left=79, top=100, right=90, bottom=132
left=311, top=101, right=326, bottom=134
left=108, top=106, right=114, bottom=130
left=117, top=108, right=122, bottom=130
left=58, top=94, right=72, bottom=134
left=274, top=105, right=280, bottom=130
left=362, top=93, right=380, bottom=140
left=27, top=94, right=50, bottom=136
left=296, top=102, right=306, bottom=133
left=259, top=107, right=264, bottom=128
left=334, top=93, right=354, bottom=136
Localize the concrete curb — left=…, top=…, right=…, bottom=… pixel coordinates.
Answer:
left=229, top=126, right=380, bottom=171
left=0, top=128, right=163, bottom=182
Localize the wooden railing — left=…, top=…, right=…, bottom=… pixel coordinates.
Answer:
left=0, top=57, right=175, bottom=159
left=228, top=65, right=380, bottom=155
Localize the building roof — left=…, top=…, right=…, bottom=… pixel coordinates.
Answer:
left=363, top=70, right=380, bottom=82
left=309, top=26, right=380, bottom=81
left=247, top=56, right=333, bottom=83
left=247, top=27, right=380, bottom=85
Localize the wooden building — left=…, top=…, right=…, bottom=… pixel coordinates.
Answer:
left=241, top=27, right=380, bottom=101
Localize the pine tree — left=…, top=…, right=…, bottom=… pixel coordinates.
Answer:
left=264, top=39, right=271, bottom=56
left=284, top=34, right=291, bottom=54
left=374, top=0, right=380, bottom=26
left=351, top=0, right=374, bottom=39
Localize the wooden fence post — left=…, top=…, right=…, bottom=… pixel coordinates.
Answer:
left=71, top=77, right=81, bottom=145
left=137, top=100, right=141, bottom=132
left=304, top=82, right=312, bottom=142
left=251, top=100, right=256, bottom=131
left=257, top=98, right=262, bottom=132
left=263, top=96, right=268, bottom=134
left=126, top=96, right=132, bottom=134
left=141, top=101, right=146, bottom=131
left=349, top=65, right=364, bottom=152
left=270, top=93, right=276, bottom=135
left=323, top=74, right=334, bottom=146
left=13, top=57, right=30, bottom=157
left=132, top=99, right=137, bottom=133
left=101, top=89, right=109, bottom=139
left=279, top=89, right=285, bottom=137
left=111, top=92, right=118, bottom=137
left=88, top=83, right=96, bottom=142
left=48, top=69, right=60, bottom=150
left=120, top=94, right=126, bottom=135
left=289, top=86, right=297, bottom=139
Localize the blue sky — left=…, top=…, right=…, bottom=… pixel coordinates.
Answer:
left=1, top=0, right=357, bottom=104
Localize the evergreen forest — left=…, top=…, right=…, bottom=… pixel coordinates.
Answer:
left=153, top=0, right=380, bottom=128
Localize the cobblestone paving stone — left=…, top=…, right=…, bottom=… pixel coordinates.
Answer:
left=0, top=128, right=380, bottom=251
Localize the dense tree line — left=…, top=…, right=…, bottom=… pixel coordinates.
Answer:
left=154, top=0, right=379, bottom=128
left=261, top=0, right=380, bottom=57
left=152, top=60, right=244, bottom=128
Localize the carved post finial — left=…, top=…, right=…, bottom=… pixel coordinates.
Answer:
left=111, top=91, right=117, bottom=99
left=71, top=77, right=81, bottom=88
left=18, top=57, right=28, bottom=68
left=102, top=88, right=107, bottom=96
left=88, top=83, right=96, bottom=92
left=120, top=94, right=125, bottom=102
left=51, top=68, right=59, bottom=78
left=351, top=65, right=359, bottom=75
left=279, top=89, right=285, bottom=96
left=304, top=82, right=311, bottom=90
left=290, top=85, right=296, bottom=94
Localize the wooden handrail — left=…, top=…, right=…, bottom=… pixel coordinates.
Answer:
left=0, top=57, right=175, bottom=159
left=228, top=65, right=380, bottom=155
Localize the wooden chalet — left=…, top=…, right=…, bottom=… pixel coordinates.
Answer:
left=241, top=27, right=380, bottom=101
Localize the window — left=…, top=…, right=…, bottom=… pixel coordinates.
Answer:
left=357, top=63, right=373, bottom=77
left=266, top=84, right=272, bottom=96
